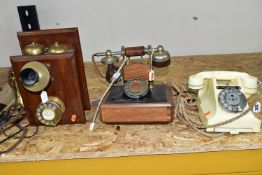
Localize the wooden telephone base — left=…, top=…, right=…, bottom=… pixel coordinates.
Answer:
left=100, top=85, right=173, bottom=124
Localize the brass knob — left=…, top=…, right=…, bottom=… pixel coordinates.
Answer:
left=48, top=42, right=69, bottom=53
left=24, top=42, right=45, bottom=55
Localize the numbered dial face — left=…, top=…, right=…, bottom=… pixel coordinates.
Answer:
left=123, top=79, right=149, bottom=99
left=36, top=101, right=63, bottom=126
left=218, top=88, right=247, bottom=113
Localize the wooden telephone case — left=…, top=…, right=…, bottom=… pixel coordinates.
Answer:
left=10, top=53, right=86, bottom=125
left=17, top=27, right=90, bottom=111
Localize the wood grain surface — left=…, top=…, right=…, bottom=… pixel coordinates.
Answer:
left=123, top=63, right=150, bottom=80
left=0, top=53, right=262, bottom=162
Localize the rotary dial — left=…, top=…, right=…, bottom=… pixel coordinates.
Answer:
left=123, top=79, right=149, bottom=99
left=36, top=97, right=65, bottom=126
left=218, top=88, right=247, bottom=113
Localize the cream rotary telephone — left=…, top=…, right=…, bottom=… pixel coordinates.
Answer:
left=188, top=71, right=261, bottom=134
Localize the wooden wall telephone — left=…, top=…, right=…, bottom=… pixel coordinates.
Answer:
left=11, top=53, right=86, bottom=126
left=188, top=71, right=261, bottom=134
left=10, top=28, right=90, bottom=126
left=17, top=28, right=90, bottom=111
left=89, top=45, right=173, bottom=130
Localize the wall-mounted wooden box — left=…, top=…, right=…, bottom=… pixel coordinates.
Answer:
left=10, top=53, right=86, bottom=125
left=17, top=27, right=90, bottom=110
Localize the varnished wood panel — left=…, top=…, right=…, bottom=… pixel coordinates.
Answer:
left=123, top=63, right=150, bottom=80
left=101, top=105, right=172, bottom=123
left=100, top=85, right=173, bottom=123
left=17, top=28, right=90, bottom=110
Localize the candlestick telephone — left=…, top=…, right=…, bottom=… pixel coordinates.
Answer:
left=89, top=45, right=173, bottom=130
left=92, top=45, right=170, bottom=99
left=188, top=71, right=261, bottom=134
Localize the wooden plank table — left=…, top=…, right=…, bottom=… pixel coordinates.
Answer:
left=0, top=53, right=262, bottom=174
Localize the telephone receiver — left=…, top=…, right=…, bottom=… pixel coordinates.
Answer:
left=8, top=70, right=23, bottom=106
left=188, top=71, right=258, bottom=96
left=92, top=45, right=171, bottom=83
left=188, top=71, right=261, bottom=134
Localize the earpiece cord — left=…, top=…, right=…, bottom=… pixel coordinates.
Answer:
left=91, top=54, right=106, bottom=79
left=0, top=124, right=28, bottom=155
left=0, top=103, right=38, bottom=154
left=256, top=80, right=262, bottom=104
left=150, top=50, right=154, bottom=70
left=89, top=56, right=129, bottom=131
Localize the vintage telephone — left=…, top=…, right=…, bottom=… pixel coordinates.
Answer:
left=11, top=42, right=70, bottom=126
left=89, top=45, right=173, bottom=131
left=17, top=28, right=91, bottom=111
left=10, top=28, right=90, bottom=126
left=11, top=53, right=87, bottom=126
left=188, top=71, right=261, bottom=134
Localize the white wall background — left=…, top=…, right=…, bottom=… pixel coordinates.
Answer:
left=0, top=0, right=262, bottom=67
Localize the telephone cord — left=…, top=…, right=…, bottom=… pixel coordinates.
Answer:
left=0, top=124, right=28, bottom=155
left=89, top=56, right=129, bottom=131
left=0, top=103, right=38, bottom=154
left=91, top=54, right=106, bottom=79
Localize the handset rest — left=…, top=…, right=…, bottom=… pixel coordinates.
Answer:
left=188, top=71, right=257, bottom=91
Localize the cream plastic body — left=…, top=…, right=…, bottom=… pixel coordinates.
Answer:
left=188, top=71, right=261, bottom=134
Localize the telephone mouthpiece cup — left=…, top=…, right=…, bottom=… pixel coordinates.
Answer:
left=101, top=50, right=119, bottom=65
left=20, top=61, right=50, bottom=92
left=19, top=68, right=39, bottom=86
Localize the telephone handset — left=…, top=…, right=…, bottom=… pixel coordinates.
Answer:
left=92, top=45, right=171, bottom=99
left=188, top=71, right=261, bottom=134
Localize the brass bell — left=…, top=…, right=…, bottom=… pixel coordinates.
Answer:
left=48, top=42, right=69, bottom=53
left=152, top=45, right=171, bottom=68
left=24, top=42, right=45, bottom=55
